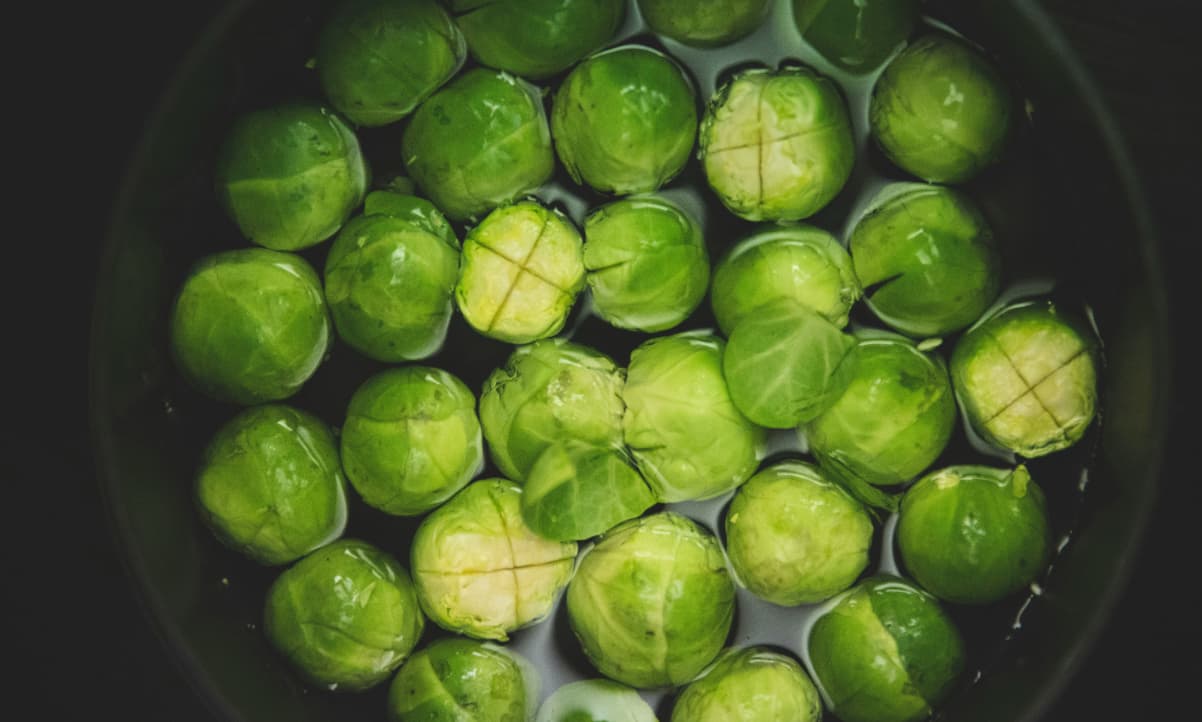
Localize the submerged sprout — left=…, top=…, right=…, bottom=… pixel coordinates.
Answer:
left=951, top=300, right=1099, bottom=457
left=340, top=367, right=483, bottom=516
left=623, top=331, right=764, bottom=502
left=870, top=34, right=1013, bottom=183
left=638, top=0, right=771, bottom=47
left=316, top=0, right=466, bottom=127
left=725, top=461, right=872, bottom=605
left=552, top=45, right=698, bottom=195
left=700, top=66, right=855, bottom=221
left=215, top=103, right=367, bottom=251
left=265, top=540, right=425, bottom=692
left=536, top=679, right=657, bottom=722
left=411, top=480, right=578, bottom=641
left=522, top=443, right=655, bottom=542
left=170, top=249, right=331, bottom=405
left=583, top=195, right=710, bottom=332
left=387, top=638, right=536, bottom=722
left=850, top=183, right=1001, bottom=337
left=793, top=0, right=921, bottom=72
left=670, top=646, right=823, bottom=722
left=403, top=69, right=553, bottom=221
left=567, top=512, right=735, bottom=688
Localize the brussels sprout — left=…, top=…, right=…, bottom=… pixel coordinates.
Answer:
left=808, top=576, right=965, bottom=722
left=725, top=461, right=872, bottom=605
left=536, top=679, right=657, bottom=722
left=361, top=190, right=457, bottom=244
left=316, top=0, right=466, bottom=127
left=388, top=637, right=536, bottom=721
left=623, top=331, right=764, bottom=502
left=552, top=45, right=698, bottom=195
left=195, top=405, right=347, bottom=565
left=870, top=34, right=1013, bottom=183
left=170, top=249, right=331, bottom=404
left=567, top=512, right=735, bottom=688
left=638, top=0, right=770, bottom=47
left=850, top=183, right=1001, bottom=337
left=324, top=193, right=460, bottom=362
left=340, top=367, right=483, bottom=516
left=710, top=224, right=860, bottom=334
left=215, top=104, right=367, bottom=252
left=899, top=465, right=1050, bottom=604
left=480, top=339, right=625, bottom=481
left=807, top=336, right=955, bottom=486
left=522, top=443, right=656, bottom=542
left=700, top=67, right=855, bottom=222
left=583, top=195, right=710, bottom=332
left=670, top=646, right=822, bottom=722
left=724, top=301, right=858, bottom=428
left=411, top=480, right=578, bottom=640
left=403, top=69, right=553, bottom=221
left=950, top=300, right=1099, bottom=457
left=793, top=0, right=920, bottom=72
left=456, top=202, right=586, bottom=344
left=265, top=540, right=425, bottom=691
left=450, top=0, right=626, bottom=79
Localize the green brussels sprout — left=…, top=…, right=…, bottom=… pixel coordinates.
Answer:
left=536, top=679, right=657, bottom=722
left=480, top=339, right=625, bottom=481
left=316, top=0, right=466, bottom=127
left=670, top=646, right=822, bottom=722
left=899, top=465, right=1050, bottom=604
left=870, top=34, right=1013, bottom=183
left=195, top=405, right=347, bottom=565
left=264, top=539, right=425, bottom=691
left=388, top=637, right=536, bottom=722
left=411, top=480, right=578, bottom=641
left=215, top=103, right=367, bottom=251
left=450, top=0, right=626, bottom=79
left=361, top=190, right=458, bottom=244
left=725, top=461, right=872, bottom=605
left=583, top=195, right=710, bottom=332
left=638, top=0, right=770, bottom=47
left=850, top=183, right=1001, bottom=337
left=456, top=201, right=586, bottom=344
left=793, top=0, right=921, bottom=73
left=324, top=193, right=460, bottom=362
left=710, top=224, right=860, bottom=335
left=700, top=67, right=855, bottom=222
left=808, top=575, right=965, bottom=722
left=950, top=300, right=1099, bottom=457
left=807, top=336, right=955, bottom=486
left=170, top=249, right=331, bottom=405
left=340, top=367, right=483, bottom=516
left=403, top=69, right=553, bottom=221
left=623, top=331, right=764, bottom=502
left=552, top=45, right=698, bottom=195
left=522, top=443, right=656, bottom=542
left=723, top=301, right=858, bottom=428
left=567, top=512, right=735, bottom=688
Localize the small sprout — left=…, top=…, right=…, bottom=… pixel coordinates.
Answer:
left=623, top=331, right=765, bottom=502
left=536, top=679, right=657, bottom=722
left=387, top=638, right=537, bottom=721
left=340, top=367, right=483, bottom=516
left=793, top=0, right=921, bottom=73
left=522, top=443, right=656, bottom=542
left=870, top=34, right=1013, bottom=183
left=403, top=69, right=554, bottom=221
left=215, top=103, right=367, bottom=251
left=898, top=465, right=1051, bottom=604
left=170, top=249, right=330, bottom=405
left=583, top=195, right=710, bottom=332
left=950, top=299, right=1099, bottom=457
left=196, top=405, right=347, bottom=565
left=850, top=183, right=1002, bottom=337
left=638, top=0, right=771, bottom=48
left=700, top=67, right=855, bottom=221
left=725, top=461, right=873, bottom=605
left=566, top=512, right=735, bottom=688
left=808, top=576, right=965, bottom=722
left=361, top=190, right=457, bottom=246
left=264, top=540, right=425, bottom=692
left=410, top=480, right=578, bottom=641
left=670, top=646, right=822, bottom=722
left=316, top=0, right=466, bottom=127
left=552, top=45, right=698, bottom=195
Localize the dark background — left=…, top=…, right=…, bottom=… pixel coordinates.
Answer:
left=5, top=0, right=1197, bottom=718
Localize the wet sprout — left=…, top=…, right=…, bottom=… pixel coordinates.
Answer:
left=522, top=443, right=656, bottom=542
left=387, top=638, right=537, bottom=722
left=670, top=646, right=823, bottom=722
left=638, top=0, right=771, bottom=48
left=536, top=679, right=658, bottom=722
left=793, top=0, right=921, bottom=73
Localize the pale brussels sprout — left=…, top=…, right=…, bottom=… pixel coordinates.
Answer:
left=670, top=646, right=822, bottom=722
left=536, top=679, right=657, bottom=722
left=387, top=638, right=538, bottom=721
left=522, top=443, right=656, bottom=542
